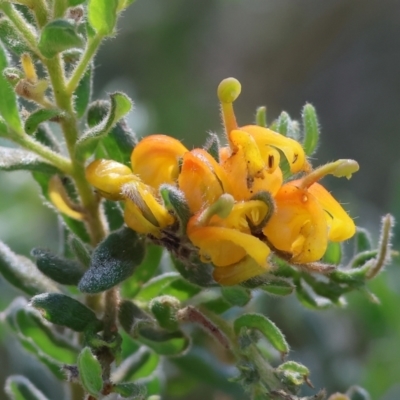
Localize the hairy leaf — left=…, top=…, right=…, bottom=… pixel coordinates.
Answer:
left=0, top=147, right=58, bottom=173
left=78, top=347, right=103, bottom=396
left=234, top=313, right=289, bottom=357
left=31, top=293, right=101, bottom=332
left=77, top=93, right=132, bottom=159
left=0, top=241, right=59, bottom=296
left=24, top=108, right=64, bottom=135
left=38, top=19, right=84, bottom=58
left=0, top=42, right=22, bottom=132
left=79, top=227, right=145, bottom=293
left=88, top=0, right=119, bottom=35
left=31, top=248, right=85, bottom=285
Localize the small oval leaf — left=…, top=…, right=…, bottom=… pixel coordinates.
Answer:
left=88, top=0, right=118, bottom=36
left=30, top=293, right=101, bottom=332
left=302, top=103, right=320, bottom=156
left=77, top=92, right=133, bottom=159
left=113, top=382, right=146, bottom=399
left=0, top=42, right=22, bottom=132
left=78, top=347, right=103, bottom=396
left=0, top=241, right=60, bottom=296
left=75, top=66, right=92, bottom=118
left=38, top=19, right=84, bottom=58
left=79, top=226, right=145, bottom=293
left=25, top=108, right=64, bottom=135
left=32, top=248, right=85, bottom=285
left=276, top=361, right=310, bottom=386
left=234, top=313, right=289, bottom=356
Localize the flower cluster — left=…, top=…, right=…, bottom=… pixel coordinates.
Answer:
left=85, top=78, right=358, bottom=286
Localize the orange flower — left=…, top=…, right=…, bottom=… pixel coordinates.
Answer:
left=85, top=158, right=174, bottom=236
left=263, top=160, right=358, bottom=263
left=187, top=196, right=272, bottom=285
left=178, top=148, right=231, bottom=213
left=131, top=134, right=188, bottom=188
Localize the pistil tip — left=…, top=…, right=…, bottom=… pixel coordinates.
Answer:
left=217, top=77, right=241, bottom=104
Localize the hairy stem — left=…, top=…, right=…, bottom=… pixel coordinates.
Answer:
left=67, top=34, right=103, bottom=95
left=11, top=133, right=73, bottom=174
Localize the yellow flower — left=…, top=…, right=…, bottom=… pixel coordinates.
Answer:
left=122, top=181, right=174, bottom=237
left=263, top=160, right=358, bottom=263
left=178, top=148, right=231, bottom=213
left=131, top=134, right=188, bottom=188
left=85, top=159, right=135, bottom=200
left=216, top=78, right=310, bottom=201
left=85, top=158, right=174, bottom=236
left=187, top=196, right=272, bottom=285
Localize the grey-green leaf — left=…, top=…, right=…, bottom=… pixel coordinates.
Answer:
left=302, top=103, right=320, bottom=155
left=24, top=108, right=64, bottom=135
left=0, top=19, right=31, bottom=56
left=159, top=185, right=191, bottom=235
left=31, top=248, right=85, bottom=285
left=76, top=92, right=132, bottom=159
left=77, top=347, right=103, bottom=396
left=0, top=147, right=59, bottom=173
left=0, top=42, right=22, bottom=132
left=5, top=375, right=49, bottom=400
left=38, top=19, right=84, bottom=59
left=30, top=293, right=101, bottom=332
left=74, top=66, right=92, bottom=118
left=88, top=0, right=119, bottom=36
left=234, top=313, right=289, bottom=356
left=0, top=241, right=60, bottom=296
left=276, top=361, right=310, bottom=386
left=79, top=226, right=145, bottom=293
left=68, top=234, right=91, bottom=268
left=113, top=382, right=147, bottom=399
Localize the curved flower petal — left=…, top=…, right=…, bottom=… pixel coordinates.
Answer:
left=124, top=199, right=160, bottom=236
left=188, top=219, right=270, bottom=267
left=131, top=134, right=188, bottom=188
left=222, top=142, right=282, bottom=200
left=307, top=182, right=356, bottom=241
left=122, top=180, right=174, bottom=231
left=178, top=149, right=231, bottom=213
left=209, top=200, right=270, bottom=233
left=213, top=255, right=271, bottom=286
left=263, top=183, right=328, bottom=263
left=85, top=159, right=135, bottom=200
left=242, top=125, right=309, bottom=173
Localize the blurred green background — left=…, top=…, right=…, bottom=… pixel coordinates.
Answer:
left=1, top=0, right=400, bottom=398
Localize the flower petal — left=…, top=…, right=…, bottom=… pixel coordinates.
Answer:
left=213, top=255, right=271, bottom=286
left=85, top=159, right=135, bottom=200
left=131, top=134, right=188, bottom=188
left=178, top=149, right=230, bottom=213
left=242, top=125, right=309, bottom=173
left=124, top=199, right=160, bottom=236
left=188, top=220, right=270, bottom=267
left=263, top=183, right=328, bottom=263
left=307, top=182, right=356, bottom=241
